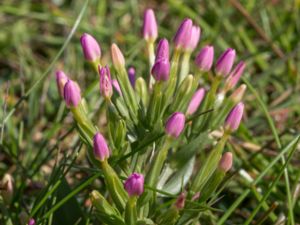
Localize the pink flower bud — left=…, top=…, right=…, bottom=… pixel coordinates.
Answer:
left=219, top=152, right=233, bottom=172
left=28, top=218, right=35, bottom=225
left=225, top=61, right=246, bottom=90
left=98, top=65, right=113, bottom=99
left=151, top=59, right=170, bottom=81
left=215, top=48, right=236, bottom=76
left=93, top=133, right=110, bottom=161
left=230, top=84, right=247, bottom=103
left=175, top=192, right=186, bottom=209
left=186, top=88, right=206, bottom=115
left=63, top=80, right=81, bottom=108
left=184, top=25, right=201, bottom=52
left=112, top=79, right=122, bottom=96
left=2, top=174, right=13, bottom=204
left=80, top=33, right=101, bottom=62
left=173, top=18, right=193, bottom=50
left=55, top=70, right=68, bottom=97
left=124, top=173, right=144, bottom=197
left=225, top=102, right=244, bottom=131
left=142, top=9, right=158, bottom=42
left=128, top=67, right=136, bottom=87
left=165, top=112, right=185, bottom=138
left=155, top=38, right=169, bottom=62
left=195, top=46, right=214, bottom=72
left=111, top=43, right=125, bottom=70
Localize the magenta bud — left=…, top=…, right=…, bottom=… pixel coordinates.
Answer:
left=175, top=192, right=186, bottom=209
left=112, top=79, right=122, bottom=96
left=143, top=9, right=158, bottom=42
left=98, top=65, right=113, bottom=99
left=28, top=218, right=35, bottom=225
left=186, top=88, right=206, bottom=115
left=124, top=173, right=144, bottom=197
left=155, top=38, right=169, bottom=61
left=184, top=25, right=201, bottom=52
left=225, top=61, right=246, bottom=90
left=173, top=18, right=193, bottom=50
left=195, top=46, right=214, bottom=72
left=63, top=80, right=81, bottom=108
left=80, top=33, right=101, bottom=62
left=165, top=112, right=186, bottom=138
left=93, top=133, right=110, bottom=162
left=215, top=48, right=236, bottom=76
left=128, top=67, right=136, bottom=87
left=55, top=70, right=68, bottom=97
left=151, top=59, right=170, bottom=81
left=219, top=152, right=233, bottom=172
left=225, top=102, right=244, bottom=131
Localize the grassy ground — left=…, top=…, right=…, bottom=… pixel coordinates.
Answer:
left=0, top=0, right=300, bottom=224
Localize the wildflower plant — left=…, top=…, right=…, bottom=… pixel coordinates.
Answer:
left=56, top=9, right=247, bottom=225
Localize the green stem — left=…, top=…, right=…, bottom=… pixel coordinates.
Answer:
left=125, top=197, right=138, bottom=225
left=179, top=52, right=191, bottom=84
left=147, top=41, right=155, bottom=88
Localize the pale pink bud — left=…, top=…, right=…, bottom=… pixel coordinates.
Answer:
left=112, top=79, right=122, bottom=96
left=186, top=88, right=206, bottom=115
left=173, top=18, right=193, bottom=50
left=215, top=48, right=236, bottom=76
left=219, top=152, right=233, bottom=172
left=142, top=9, right=158, bottom=42
left=225, top=61, right=246, bottom=90
left=124, top=173, right=144, bottom=197
left=165, top=112, right=186, bottom=138
left=63, top=80, right=81, bottom=108
left=55, top=70, right=68, bottom=97
left=195, top=46, right=214, bottom=71
left=230, top=84, right=247, bottom=103
left=184, top=25, right=201, bottom=52
left=225, top=102, right=244, bottom=131
left=28, top=218, right=35, bottom=225
left=93, top=133, right=110, bottom=161
left=80, top=33, right=101, bottom=61
left=155, top=38, right=169, bottom=61
left=1, top=174, right=13, bottom=204
left=151, top=59, right=170, bottom=81
left=111, top=43, right=125, bottom=70
left=98, top=65, right=113, bottom=99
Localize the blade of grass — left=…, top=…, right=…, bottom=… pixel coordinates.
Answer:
left=243, top=77, right=294, bottom=225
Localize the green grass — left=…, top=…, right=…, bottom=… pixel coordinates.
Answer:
left=0, top=0, right=300, bottom=224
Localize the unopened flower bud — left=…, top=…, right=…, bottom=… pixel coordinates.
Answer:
left=112, top=79, right=122, bottom=96
left=1, top=174, right=13, bottom=204
left=111, top=43, right=125, bottom=70
left=225, top=61, right=246, bottom=91
left=80, top=33, right=101, bottom=62
left=93, top=133, right=110, bottom=161
left=124, top=173, right=144, bottom=197
left=215, top=48, right=236, bottom=76
left=218, top=152, right=233, bottom=172
left=28, top=218, right=35, bottom=225
left=195, top=46, right=214, bottom=72
left=98, top=65, right=113, bottom=99
left=55, top=70, right=68, bottom=97
left=174, top=18, right=193, bottom=50
left=155, top=38, right=169, bottom=61
left=128, top=67, right=136, bottom=87
left=230, top=84, right=247, bottom=103
left=186, top=88, right=206, bottom=115
left=151, top=59, right=170, bottom=81
left=225, top=102, right=244, bottom=132
left=142, top=9, right=158, bottom=42
left=165, top=112, right=185, bottom=138
left=63, top=80, right=81, bottom=108
left=184, top=25, right=201, bottom=52
left=175, top=192, right=186, bottom=209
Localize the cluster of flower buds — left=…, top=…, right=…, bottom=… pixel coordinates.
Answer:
left=53, top=7, right=249, bottom=225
